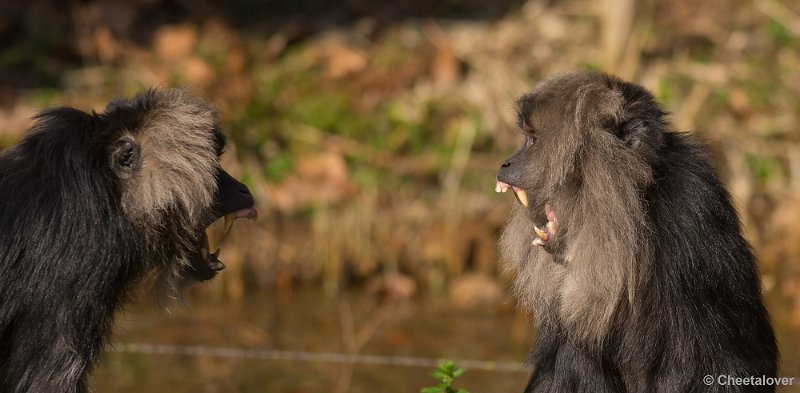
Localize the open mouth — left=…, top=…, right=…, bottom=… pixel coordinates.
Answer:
left=495, top=180, right=557, bottom=248
left=532, top=203, right=557, bottom=247
left=191, top=206, right=258, bottom=280
left=495, top=180, right=529, bottom=207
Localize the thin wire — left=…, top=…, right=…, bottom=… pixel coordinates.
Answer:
left=110, top=342, right=528, bottom=372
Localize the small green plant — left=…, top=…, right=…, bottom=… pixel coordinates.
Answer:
left=420, top=360, right=469, bottom=393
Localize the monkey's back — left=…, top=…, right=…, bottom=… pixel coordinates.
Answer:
left=622, top=131, right=777, bottom=390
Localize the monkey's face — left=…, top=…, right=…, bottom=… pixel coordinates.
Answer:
left=496, top=80, right=574, bottom=253
left=496, top=72, right=663, bottom=254
left=104, top=89, right=256, bottom=283
left=497, top=72, right=670, bottom=343
left=496, top=125, right=559, bottom=252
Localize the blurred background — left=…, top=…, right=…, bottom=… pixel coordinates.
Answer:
left=1, top=0, right=800, bottom=391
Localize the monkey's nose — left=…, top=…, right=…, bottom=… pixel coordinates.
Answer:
left=501, top=160, right=511, bottom=168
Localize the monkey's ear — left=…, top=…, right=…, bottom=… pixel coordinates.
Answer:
left=609, top=118, right=647, bottom=150
left=110, top=137, right=141, bottom=179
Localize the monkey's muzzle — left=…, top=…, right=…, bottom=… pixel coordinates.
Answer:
left=495, top=180, right=529, bottom=207
left=189, top=169, right=258, bottom=281
left=495, top=180, right=558, bottom=249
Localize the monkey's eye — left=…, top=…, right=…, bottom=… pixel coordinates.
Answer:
left=521, top=123, right=537, bottom=148
left=110, top=138, right=141, bottom=180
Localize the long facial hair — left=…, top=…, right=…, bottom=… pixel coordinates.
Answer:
left=100, top=89, right=222, bottom=300
left=499, top=72, right=664, bottom=346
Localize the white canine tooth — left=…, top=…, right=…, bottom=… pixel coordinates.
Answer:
left=205, top=229, right=215, bottom=254
left=534, top=226, right=548, bottom=241
left=495, top=184, right=502, bottom=193
left=532, top=238, right=545, bottom=247
left=514, top=188, right=529, bottom=207
left=223, top=213, right=236, bottom=237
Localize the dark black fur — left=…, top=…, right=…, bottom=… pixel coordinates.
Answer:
left=0, top=108, right=140, bottom=392
left=0, top=91, right=254, bottom=392
left=497, top=72, right=777, bottom=392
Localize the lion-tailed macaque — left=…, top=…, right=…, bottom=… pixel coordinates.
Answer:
left=496, top=71, right=776, bottom=393
left=0, top=89, right=256, bottom=392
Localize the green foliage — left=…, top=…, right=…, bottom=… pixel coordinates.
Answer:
left=264, top=151, right=295, bottom=183
left=420, top=361, right=469, bottom=393
left=767, top=20, right=796, bottom=48
left=745, top=153, right=783, bottom=183
left=0, top=46, right=23, bottom=68
left=221, top=36, right=490, bottom=193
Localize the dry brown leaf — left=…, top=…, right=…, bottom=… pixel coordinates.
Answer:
left=269, top=152, right=353, bottom=212
left=181, top=57, right=215, bottom=88
left=93, top=26, right=119, bottom=63
left=426, top=23, right=460, bottom=87
left=0, top=105, right=36, bottom=139
left=154, top=24, right=197, bottom=61
left=325, top=42, right=369, bottom=79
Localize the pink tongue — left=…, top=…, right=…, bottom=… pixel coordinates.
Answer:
left=234, top=206, right=258, bottom=220
left=545, top=203, right=556, bottom=222
left=208, top=259, right=225, bottom=272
